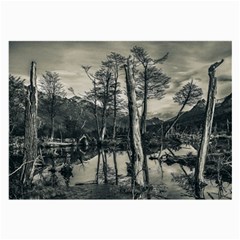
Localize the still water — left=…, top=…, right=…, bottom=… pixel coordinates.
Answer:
left=32, top=144, right=232, bottom=200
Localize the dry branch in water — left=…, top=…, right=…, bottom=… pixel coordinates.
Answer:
left=9, top=160, right=35, bottom=177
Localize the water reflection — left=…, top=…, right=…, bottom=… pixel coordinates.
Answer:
left=29, top=144, right=231, bottom=199
left=59, top=154, right=73, bottom=187
left=113, top=150, right=118, bottom=185
left=95, top=148, right=119, bottom=185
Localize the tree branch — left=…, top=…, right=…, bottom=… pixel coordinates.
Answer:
left=208, top=59, right=224, bottom=73
left=9, top=160, right=35, bottom=177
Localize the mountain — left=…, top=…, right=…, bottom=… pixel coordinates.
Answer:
left=146, top=117, right=163, bottom=126
left=164, top=93, right=232, bottom=130
left=146, top=93, right=232, bottom=133
left=216, top=93, right=232, bottom=113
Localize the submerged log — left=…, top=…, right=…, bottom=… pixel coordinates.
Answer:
left=78, top=134, right=89, bottom=147
left=42, top=142, right=74, bottom=148
left=164, top=154, right=197, bottom=167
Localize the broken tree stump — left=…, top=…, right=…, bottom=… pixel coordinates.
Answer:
left=20, top=61, right=38, bottom=184
left=195, top=59, right=224, bottom=198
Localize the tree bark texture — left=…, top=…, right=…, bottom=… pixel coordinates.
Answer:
left=21, top=61, right=38, bottom=184
left=100, top=74, right=111, bottom=142
left=112, top=78, right=117, bottom=140
left=124, top=58, right=145, bottom=187
left=50, top=115, right=54, bottom=140
left=93, top=80, right=101, bottom=141
left=195, top=59, right=224, bottom=198
left=141, top=67, right=148, bottom=135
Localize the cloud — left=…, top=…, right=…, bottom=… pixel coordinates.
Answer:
left=218, top=74, right=232, bottom=82
left=52, top=70, right=79, bottom=77
left=9, top=41, right=232, bottom=116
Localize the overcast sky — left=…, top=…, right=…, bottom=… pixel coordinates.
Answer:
left=9, top=41, right=232, bottom=120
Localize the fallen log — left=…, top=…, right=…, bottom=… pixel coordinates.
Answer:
left=42, top=142, right=74, bottom=148
left=164, top=154, right=197, bottom=167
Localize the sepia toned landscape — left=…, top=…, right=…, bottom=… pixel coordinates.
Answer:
left=9, top=41, right=232, bottom=199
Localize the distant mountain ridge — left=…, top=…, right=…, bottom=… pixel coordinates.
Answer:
left=165, top=93, right=232, bottom=128
left=146, top=93, right=232, bottom=131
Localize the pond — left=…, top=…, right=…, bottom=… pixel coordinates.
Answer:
left=27, top=144, right=232, bottom=200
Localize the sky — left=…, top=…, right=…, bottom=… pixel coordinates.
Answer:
left=9, top=41, right=232, bottom=120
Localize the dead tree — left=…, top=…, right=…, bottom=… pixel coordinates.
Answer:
left=164, top=79, right=203, bottom=137
left=124, top=57, right=144, bottom=187
left=20, top=62, right=38, bottom=184
left=194, top=59, right=224, bottom=198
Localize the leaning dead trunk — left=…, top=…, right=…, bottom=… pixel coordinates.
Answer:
left=195, top=59, right=224, bottom=198
left=124, top=57, right=144, bottom=187
left=164, top=79, right=193, bottom=137
left=20, top=61, right=38, bottom=184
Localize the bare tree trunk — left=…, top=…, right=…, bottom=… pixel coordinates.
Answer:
left=94, top=112, right=100, bottom=141
left=100, top=74, right=111, bottom=142
left=20, top=62, right=38, bottom=184
left=124, top=58, right=145, bottom=187
left=141, top=67, right=148, bottom=135
left=112, top=78, right=117, bottom=140
left=93, top=80, right=101, bottom=141
left=195, top=59, right=224, bottom=199
left=59, top=126, right=63, bottom=143
left=50, top=115, right=54, bottom=141
left=101, top=113, right=107, bottom=142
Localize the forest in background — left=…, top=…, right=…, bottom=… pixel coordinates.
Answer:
left=9, top=45, right=232, bottom=199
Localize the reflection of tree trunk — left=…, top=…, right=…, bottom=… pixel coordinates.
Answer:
left=157, top=159, right=164, bottom=180
left=96, top=151, right=101, bottom=184
left=157, top=123, right=164, bottom=180
left=217, top=157, right=223, bottom=199
left=143, top=152, right=149, bottom=186
left=195, top=59, right=224, bottom=199
left=102, top=151, right=108, bottom=184
left=124, top=58, right=144, bottom=187
left=21, top=62, right=38, bottom=184
left=113, top=150, right=118, bottom=185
